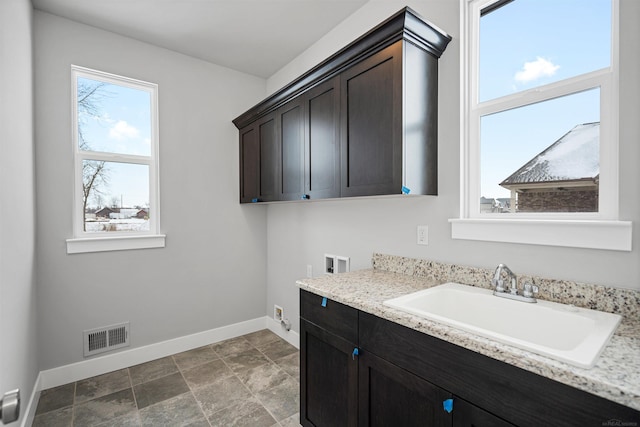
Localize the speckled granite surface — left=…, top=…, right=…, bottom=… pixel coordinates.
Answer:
left=371, top=253, right=640, bottom=324
left=296, top=254, right=640, bottom=411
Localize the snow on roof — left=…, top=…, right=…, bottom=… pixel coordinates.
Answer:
left=500, top=122, right=599, bottom=186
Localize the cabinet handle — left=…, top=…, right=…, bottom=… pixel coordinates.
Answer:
left=321, top=297, right=327, bottom=307
left=301, top=194, right=310, bottom=200
left=442, top=398, right=454, bottom=413
left=401, top=186, right=411, bottom=195
left=352, top=347, right=359, bottom=360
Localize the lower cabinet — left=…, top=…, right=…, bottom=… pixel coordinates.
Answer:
left=300, top=290, right=507, bottom=427
left=359, top=350, right=451, bottom=427
left=300, top=290, right=640, bottom=427
left=358, top=348, right=513, bottom=427
left=300, top=320, right=358, bottom=427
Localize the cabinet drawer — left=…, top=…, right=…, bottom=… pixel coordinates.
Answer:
left=300, top=290, right=358, bottom=343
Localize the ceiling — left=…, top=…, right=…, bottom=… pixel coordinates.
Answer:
left=32, top=0, right=369, bottom=78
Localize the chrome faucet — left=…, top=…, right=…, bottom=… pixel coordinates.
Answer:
left=491, top=264, right=538, bottom=303
left=492, top=263, right=516, bottom=293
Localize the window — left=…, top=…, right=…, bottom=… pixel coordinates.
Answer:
left=67, top=66, right=164, bottom=253
left=452, top=0, right=632, bottom=250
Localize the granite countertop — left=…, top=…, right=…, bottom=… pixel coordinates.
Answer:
left=296, top=268, right=640, bottom=411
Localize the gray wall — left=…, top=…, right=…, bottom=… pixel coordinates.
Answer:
left=265, top=0, right=640, bottom=334
left=0, top=0, right=39, bottom=423
left=24, top=0, right=640, bottom=374
left=34, top=12, right=269, bottom=370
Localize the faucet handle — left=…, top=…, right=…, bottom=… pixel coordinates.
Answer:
left=494, top=279, right=506, bottom=293
left=523, top=283, right=539, bottom=298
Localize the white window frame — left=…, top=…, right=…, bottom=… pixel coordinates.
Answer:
left=451, top=0, right=632, bottom=251
left=66, top=65, right=165, bottom=254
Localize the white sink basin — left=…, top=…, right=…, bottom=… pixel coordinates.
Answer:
left=383, top=282, right=622, bottom=369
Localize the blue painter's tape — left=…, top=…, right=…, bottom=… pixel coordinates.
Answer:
left=352, top=347, right=359, bottom=360
left=321, top=297, right=327, bottom=307
left=401, top=186, right=410, bottom=194
left=443, top=399, right=454, bottom=413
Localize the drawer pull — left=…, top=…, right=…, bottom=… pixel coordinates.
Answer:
left=443, top=398, right=453, bottom=413
left=321, top=297, right=327, bottom=307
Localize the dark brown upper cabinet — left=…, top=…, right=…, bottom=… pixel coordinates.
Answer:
left=340, top=42, right=402, bottom=197
left=233, top=7, right=451, bottom=203
left=239, top=124, right=259, bottom=203
left=304, top=76, right=341, bottom=200
left=239, top=112, right=279, bottom=203
left=239, top=98, right=306, bottom=203
left=279, top=97, right=306, bottom=201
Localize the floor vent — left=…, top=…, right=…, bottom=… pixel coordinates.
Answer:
left=83, top=322, right=130, bottom=357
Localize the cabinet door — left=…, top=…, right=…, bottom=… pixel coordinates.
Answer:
left=340, top=41, right=402, bottom=197
left=279, top=97, right=305, bottom=200
left=239, top=124, right=259, bottom=203
left=239, top=113, right=280, bottom=203
left=304, top=76, right=341, bottom=199
left=300, top=319, right=358, bottom=427
left=257, top=113, right=280, bottom=201
left=452, top=397, right=515, bottom=427
left=359, top=350, right=451, bottom=427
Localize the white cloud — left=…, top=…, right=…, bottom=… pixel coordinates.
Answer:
left=514, top=57, right=560, bottom=83
left=109, top=120, right=139, bottom=140
left=100, top=113, right=114, bottom=124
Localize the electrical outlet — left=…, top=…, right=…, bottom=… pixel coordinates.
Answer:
left=274, top=305, right=284, bottom=321
left=307, top=264, right=313, bottom=278
left=417, top=225, right=428, bottom=245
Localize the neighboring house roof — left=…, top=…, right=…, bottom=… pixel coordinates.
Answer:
left=95, top=207, right=116, bottom=214
left=500, top=122, right=599, bottom=188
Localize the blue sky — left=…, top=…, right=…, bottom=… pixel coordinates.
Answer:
left=78, top=77, right=151, bottom=208
left=479, top=0, right=610, bottom=199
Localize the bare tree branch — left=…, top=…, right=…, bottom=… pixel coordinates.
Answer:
left=77, top=80, right=112, bottom=230
left=82, top=160, right=109, bottom=231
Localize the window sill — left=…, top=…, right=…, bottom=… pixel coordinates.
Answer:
left=66, top=234, right=166, bottom=254
left=449, top=218, right=632, bottom=251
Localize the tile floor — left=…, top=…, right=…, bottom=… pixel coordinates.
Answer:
left=32, top=329, right=301, bottom=427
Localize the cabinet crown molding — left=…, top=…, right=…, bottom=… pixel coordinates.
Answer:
left=232, top=7, right=451, bottom=130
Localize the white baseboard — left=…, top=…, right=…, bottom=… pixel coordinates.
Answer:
left=266, top=316, right=300, bottom=349
left=39, top=316, right=267, bottom=390
left=20, top=372, right=41, bottom=427
left=26, top=315, right=300, bottom=423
